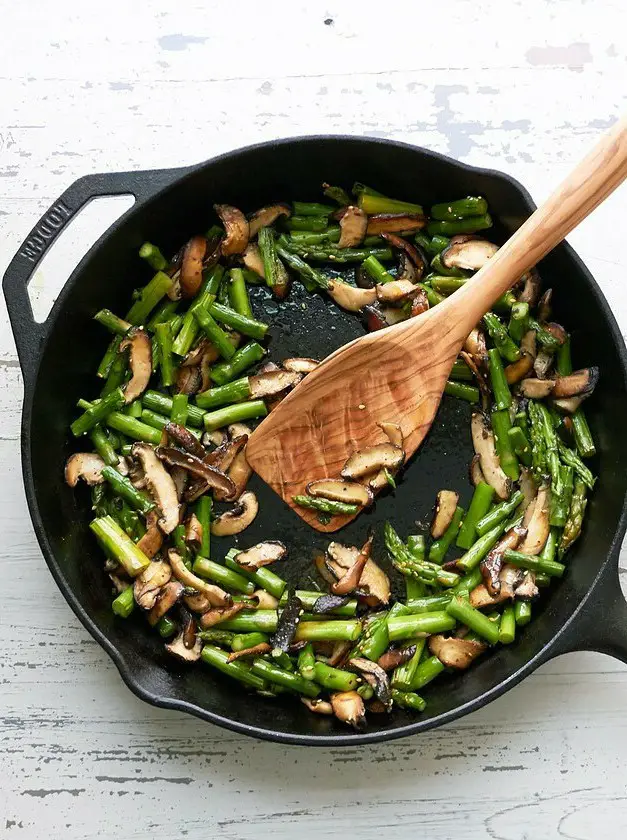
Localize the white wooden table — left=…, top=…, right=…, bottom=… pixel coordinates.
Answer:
left=2, top=3, right=627, bottom=837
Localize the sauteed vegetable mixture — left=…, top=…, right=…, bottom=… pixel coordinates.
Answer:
left=66, top=183, right=597, bottom=729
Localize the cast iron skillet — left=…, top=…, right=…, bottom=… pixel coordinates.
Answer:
left=4, top=136, right=627, bottom=746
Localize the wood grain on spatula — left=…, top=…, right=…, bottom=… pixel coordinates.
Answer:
left=247, top=117, right=627, bottom=532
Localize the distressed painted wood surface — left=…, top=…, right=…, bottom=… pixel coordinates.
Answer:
left=1, top=2, right=627, bottom=837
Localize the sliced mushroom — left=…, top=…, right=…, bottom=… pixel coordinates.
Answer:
left=431, top=490, right=460, bottom=539
left=301, top=697, right=333, bottom=716
left=441, top=238, right=498, bottom=271
left=210, top=491, right=258, bottom=536
left=515, top=571, right=540, bottom=600
left=464, top=327, right=488, bottom=367
left=199, top=601, right=250, bottom=629
left=519, top=378, right=556, bottom=399
left=178, top=606, right=198, bottom=650
left=226, top=642, right=272, bottom=662
left=349, top=657, right=392, bottom=710
left=518, top=267, right=541, bottom=306
left=362, top=304, right=387, bottom=332
left=380, top=232, right=428, bottom=280
left=165, top=629, right=202, bottom=663
left=147, top=580, right=183, bottom=625
left=327, top=279, right=377, bottom=312
left=248, top=203, right=291, bottom=238
left=248, top=369, right=302, bottom=399
left=330, top=691, right=367, bottom=730
left=468, top=563, right=525, bottom=608
left=377, top=645, right=417, bottom=672
left=131, top=443, right=180, bottom=534
left=552, top=367, right=599, bottom=399
left=202, top=429, right=228, bottom=448
left=378, top=421, right=403, bottom=448
left=469, top=453, right=485, bottom=487
left=179, top=235, right=207, bottom=299
left=429, top=634, right=487, bottom=669
left=332, top=533, right=374, bottom=596
left=119, top=328, right=152, bottom=403
left=341, top=443, right=404, bottom=480
left=395, top=252, right=417, bottom=284
left=241, top=242, right=265, bottom=279
left=156, top=447, right=236, bottom=501
left=168, top=549, right=231, bottom=607
left=253, top=589, right=279, bottom=609
left=184, top=591, right=212, bottom=613
left=521, top=329, right=537, bottom=358
left=504, top=353, right=535, bottom=385
left=479, top=524, right=527, bottom=596
left=533, top=350, right=554, bottom=380
left=234, top=541, right=287, bottom=571
left=537, top=288, right=553, bottom=322
left=226, top=446, right=252, bottom=499
left=366, top=213, right=427, bottom=235
left=327, top=541, right=391, bottom=605
left=470, top=413, right=511, bottom=500
left=136, top=510, right=164, bottom=559
left=163, top=423, right=206, bottom=459
left=375, top=279, right=421, bottom=304
left=410, top=288, right=429, bottom=316
left=460, top=350, right=491, bottom=404
left=552, top=395, right=585, bottom=414
left=176, top=364, right=202, bottom=396
left=133, top=560, right=172, bottom=610
left=208, top=434, right=248, bottom=473
left=65, top=452, right=106, bottom=487
left=337, top=205, right=367, bottom=248
left=306, top=479, right=373, bottom=507
left=518, top=484, right=550, bottom=555
left=185, top=513, right=203, bottom=549
left=281, top=357, right=320, bottom=374
left=544, top=322, right=568, bottom=346
left=170, top=466, right=189, bottom=503
left=214, top=204, right=249, bottom=256
left=519, top=467, right=538, bottom=512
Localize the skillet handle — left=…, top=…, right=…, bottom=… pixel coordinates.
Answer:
left=2, top=168, right=184, bottom=386
left=548, top=562, right=627, bottom=664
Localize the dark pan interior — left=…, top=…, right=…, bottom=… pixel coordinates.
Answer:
left=25, top=137, right=627, bottom=743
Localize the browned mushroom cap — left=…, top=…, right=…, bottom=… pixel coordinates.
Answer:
left=515, top=571, right=539, bottom=600
left=479, top=524, right=527, bottom=596
left=306, top=479, right=373, bottom=507
left=210, top=491, right=259, bottom=536
left=242, top=242, right=265, bottom=278
left=470, top=413, right=511, bottom=500
left=410, top=288, right=429, bottom=317
left=334, top=205, right=367, bottom=248
left=518, top=378, right=556, bottom=399
left=119, top=328, right=152, bottom=403
left=366, top=213, right=427, bottom=235
left=226, top=642, right=272, bottom=662
left=170, top=466, right=189, bottom=502
left=147, top=580, right=184, bottom=625
left=199, top=601, right=251, bottom=629
left=184, top=591, right=212, bottom=613
left=330, top=691, right=367, bottom=730
left=469, top=453, right=485, bottom=487
left=375, top=279, right=421, bottom=304
left=156, top=446, right=236, bottom=501
left=552, top=367, right=599, bottom=399
left=518, top=267, right=541, bottom=305
left=350, top=657, right=392, bottom=709
left=327, top=279, right=377, bottom=312
left=176, top=364, right=202, bottom=396
left=551, top=395, right=585, bottom=414
left=164, top=422, right=207, bottom=459
left=65, top=452, right=106, bottom=487
left=214, top=204, right=249, bottom=256
left=178, top=606, right=198, bottom=650
left=377, top=645, right=417, bottom=672
left=301, top=697, right=333, bottom=716
left=202, top=429, right=228, bottom=448
left=428, top=635, right=487, bottom=669
left=178, top=235, right=207, bottom=299
left=165, top=629, right=202, bottom=663
left=247, top=203, right=291, bottom=238
left=378, top=421, right=403, bottom=448
left=234, top=540, right=287, bottom=570
left=341, top=443, right=405, bottom=480
left=537, top=288, right=552, bottom=322
left=544, top=322, right=568, bottom=346
left=441, top=238, right=498, bottom=271
left=133, top=559, right=172, bottom=610
left=533, top=349, right=554, bottom=380
left=381, top=232, right=428, bottom=280
left=504, top=352, right=535, bottom=385
left=431, top=490, right=460, bottom=539
left=131, top=443, right=180, bottom=534
left=332, top=533, right=374, bottom=596
left=281, top=357, right=320, bottom=374
left=519, top=484, right=550, bottom=555
left=464, top=327, right=488, bottom=366
left=181, top=337, right=213, bottom=368
left=168, top=549, right=232, bottom=607
left=327, top=541, right=391, bottom=605
left=248, top=369, right=302, bottom=399
left=136, top=510, right=164, bottom=559
left=185, top=513, right=203, bottom=549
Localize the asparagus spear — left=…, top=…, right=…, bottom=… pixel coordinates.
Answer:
left=126, top=271, right=173, bottom=325
left=431, top=197, right=488, bottom=220
left=444, top=382, right=479, bottom=403
left=71, top=388, right=126, bottom=437
left=502, top=548, right=565, bottom=577
left=228, top=268, right=254, bottom=318
left=201, top=645, right=267, bottom=690
left=251, top=658, right=320, bottom=697
left=475, top=490, right=523, bottom=536
left=483, top=312, right=521, bottom=362
left=446, top=597, right=500, bottom=645
left=292, top=495, right=359, bottom=516
left=94, top=309, right=131, bottom=335
left=90, top=515, right=150, bottom=576
left=428, top=507, right=465, bottom=565
left=112, top=586, right=135, bottom=618
left=210, top=341, right=266, bottom=386
left=391, top=689, right=427, bottom=712
left=410, top=655, right=446, bottom=691
left=427, top=214, right=492, bottom=237
left=100, top=466, right=154, bottom=514
left=192, top=557, right=255, bottom=595
left=203, top=400, right=267, bottom=431
left=559, top=478, right=587, bottom=557
left=143, top=390, right=206, bottom=427
left=457, top=483, right=495, bottom=550
left=139, top=242, right=168, bottom=272
left=312, top=661, right=360, bottom=692
left=388, top=612, right=456, bottom=641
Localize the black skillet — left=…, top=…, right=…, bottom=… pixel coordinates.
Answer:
left=4, top=136, right=627, bottom=746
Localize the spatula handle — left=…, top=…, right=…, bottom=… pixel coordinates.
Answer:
left=437, top=115, right=627, bottom=332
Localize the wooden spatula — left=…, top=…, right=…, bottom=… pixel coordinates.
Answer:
left=246, top=117, right=627, bottom=533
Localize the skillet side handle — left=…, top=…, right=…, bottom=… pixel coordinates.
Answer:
left=549, top=563, right=627, bottom=664
left=1, top=168, right=184, bottom=387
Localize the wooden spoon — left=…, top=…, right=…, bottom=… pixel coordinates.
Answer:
left=246, top=117, right=627, bottom=532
